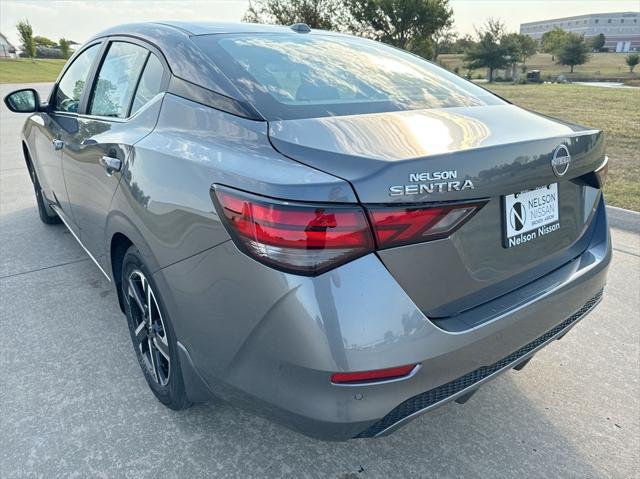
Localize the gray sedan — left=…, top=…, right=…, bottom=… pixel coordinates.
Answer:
left=4, top=21, right=610, bottom=441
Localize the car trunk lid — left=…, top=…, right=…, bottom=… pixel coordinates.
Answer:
left=269, top=104, right=605, bottom=317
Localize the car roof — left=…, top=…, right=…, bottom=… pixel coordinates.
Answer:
left=154, top=21, right=303, bottom=35
left=89, top=21, right=339, bottom=40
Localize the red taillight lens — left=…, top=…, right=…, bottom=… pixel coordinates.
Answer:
left=367, top=203, right=484, bottom=249
left=212, top=186, right=374, bottom=275
left=331, top=364, right=418, bottom=385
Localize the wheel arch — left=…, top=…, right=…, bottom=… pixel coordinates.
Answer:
left=107, top=215, right=209, bottom=403
left=106, top=211, right=162, bottom=313
left=110, top=232, right=133, bottom=313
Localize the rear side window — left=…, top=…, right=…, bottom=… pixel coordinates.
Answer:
left=89, top=42, right=148, bottom=118
left=131, top=53, right=164, bottom=114
left=54, top=44, right=100, bottom=113
left=194, top=33, right=505, bottom=120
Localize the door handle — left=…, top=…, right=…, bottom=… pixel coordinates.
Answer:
left=52, top=139, right=64, bottom=150
left=100, top=156, right=122, bottom=176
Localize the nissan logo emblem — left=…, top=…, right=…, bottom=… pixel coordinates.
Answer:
left=551, top=145, right=571, bottom=177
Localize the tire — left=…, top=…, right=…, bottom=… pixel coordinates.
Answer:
left=27, top=161, right=61, bottom=225
left=121, top=245, right=191, bottom=410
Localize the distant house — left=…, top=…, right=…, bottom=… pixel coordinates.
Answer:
left=0, top=32, right=17, bottom=58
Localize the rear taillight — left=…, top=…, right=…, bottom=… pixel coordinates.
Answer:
left=213, top=185, right=484, bottom=275
left=212, top=186, right=374, bottom=275
left=367, top=202, right=484, bottom=249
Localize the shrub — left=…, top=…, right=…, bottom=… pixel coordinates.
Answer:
left=35, top=46, right=64, bottom=59
left=625, top=53, right=639, bottom=73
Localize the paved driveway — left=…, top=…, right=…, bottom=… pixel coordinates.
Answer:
left=1, top=83, right=638, bottom=479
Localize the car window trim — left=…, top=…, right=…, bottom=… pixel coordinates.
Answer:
left=127, top=51, right=153, bottom=117
left=167, top=76, right=264, bottom=121
left=77, top=41, right=110, bottom=115
left=49, top=41, right=105, bottom=116
left=84, top=40, right=147, bottom=119
left=79, top=36, right=171, bottom=123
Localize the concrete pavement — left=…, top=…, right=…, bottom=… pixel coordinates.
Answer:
left=1, top=83, right=638, bottom=478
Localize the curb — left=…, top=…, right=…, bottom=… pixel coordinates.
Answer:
left=607, top=206, right=640, bottom=234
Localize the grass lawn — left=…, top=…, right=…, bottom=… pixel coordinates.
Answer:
left=485, top=83, right=640, bottom=211
left=0, top=59, right=66, bottom=83
left=440, top=52, right=640, bottom=81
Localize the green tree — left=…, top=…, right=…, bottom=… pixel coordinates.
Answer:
left=344, top=0, right=453, bottom=54
left=243, top=0, right=346, bottom=30
left=590, top=33, right=605, bottom=51
left=498, top=33, right=537, bottom=79
left=16, top=19, right=36, bottom=60
left=34, top=35, right=57, bottom=48
left=626, top=53, right=640, bottom=73
left=541, top=27, right=567, bottom=61
left=558, top=33, right=590, bottom=73
left=464, top=18, right=510, bottom=82
left=58, top=38, right=71, bottom=59
left=516, top=34, right=537, bottom=65
left=430, top=26, right=456, bottom=61
left=451, top=33, right=474, bottom=54
left=500, top=33, right=522, bottom=76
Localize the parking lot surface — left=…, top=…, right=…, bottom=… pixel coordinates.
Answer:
left=1, top=83, right=638, bottom=478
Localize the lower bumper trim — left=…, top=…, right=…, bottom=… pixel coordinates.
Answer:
left=355, top=289, right=604, bottom=438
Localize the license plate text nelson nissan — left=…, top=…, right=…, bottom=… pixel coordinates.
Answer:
left=4, top=21, right=611, bottom=440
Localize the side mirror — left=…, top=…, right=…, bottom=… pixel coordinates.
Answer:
left=4, top=88, right=41, bottom=113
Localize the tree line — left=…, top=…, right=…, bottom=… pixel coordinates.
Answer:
left=539, top=27, right=638, bottom=73
left=14, top=1, right=640, bottom=77
left=244, top=0, right=640, bottom=80
left=16, top=19, right=72, bottom=60
left=245, top=0, right=454, bottom=60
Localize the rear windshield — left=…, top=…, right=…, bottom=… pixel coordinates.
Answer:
left=193, top=33, right=505, bottom=120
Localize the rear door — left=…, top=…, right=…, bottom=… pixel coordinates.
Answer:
left=61, top=39, right=168, bottom=268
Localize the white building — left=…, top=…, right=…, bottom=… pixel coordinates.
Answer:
left=0, top=32, right=17, bottom=58
left=520, top=11, right=640, bottom=52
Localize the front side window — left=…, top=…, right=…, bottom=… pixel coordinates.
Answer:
left=54, top=44, right=100, bottom=113
left=194, top=33, right=504, bottom=120
left=89, top=42, right=149, bottom=118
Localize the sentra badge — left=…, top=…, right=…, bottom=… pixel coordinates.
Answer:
left=389, top=170, right=475, bottom=196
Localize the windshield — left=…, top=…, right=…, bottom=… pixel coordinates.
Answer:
left=193, top=33, right=505, bottom=120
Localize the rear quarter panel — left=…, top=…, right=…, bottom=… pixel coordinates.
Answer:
left=107, top=94, right=355, bottom=273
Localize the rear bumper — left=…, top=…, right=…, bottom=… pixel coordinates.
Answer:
left=358, top=289, right=603, bottom=437
left=157, top=196, right=611, bottom=441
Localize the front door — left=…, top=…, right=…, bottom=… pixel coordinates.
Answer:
left=61, top=40, right=166, bottom=268
left=38, top=43, right=101, bottom=222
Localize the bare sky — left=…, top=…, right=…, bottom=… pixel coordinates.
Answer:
left=1, top=0, right=638, bottom=46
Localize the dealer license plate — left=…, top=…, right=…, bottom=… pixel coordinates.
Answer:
left=503, top=184, right=560, bottom=248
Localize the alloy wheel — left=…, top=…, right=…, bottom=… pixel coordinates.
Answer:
left=126, top=270, right=171, bottom=386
